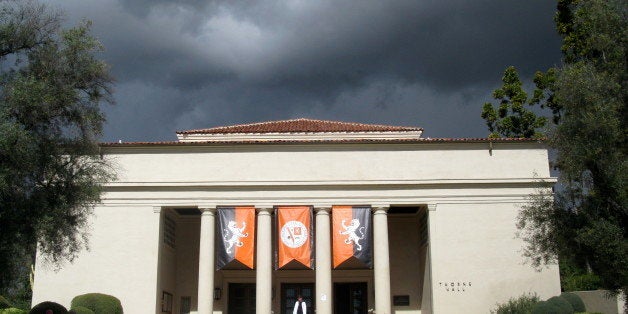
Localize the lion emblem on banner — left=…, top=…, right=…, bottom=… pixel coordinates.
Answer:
left=340, top=219, right=365, bottom=251
left=224, top=221, right=248, bottom=253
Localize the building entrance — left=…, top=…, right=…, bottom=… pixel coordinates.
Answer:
left=281, top=283, right=314, bottom=314
left=334, top=282, right=368, bottom=314
left=228, top=283, right=256, bottom=314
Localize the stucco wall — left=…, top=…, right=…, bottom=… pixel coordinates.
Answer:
left=32, top=141, right=559, bottom=314
left=32, top=205, right=161, bottom=314
left=174, top=217, right=201, bottom=313
left=389, top=214, right=423, bottom=314
left=429, top=202, right=561, bottom=313
left=105, top=143, right=551, bottom=185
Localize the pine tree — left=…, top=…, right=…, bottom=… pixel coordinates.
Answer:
left=514, top=0, right=627, bottom=296
left=0, top=0, right=114, bottom=298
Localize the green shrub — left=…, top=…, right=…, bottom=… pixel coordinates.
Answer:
left=491, top=293, right=540, bottom=314
left=560, top=292, right=586, bottom=312
left=0, top=296, right=11, bottom=309
left=68, top=306, right=94, bottom=314
left=562, top=273, right=602, bottom=291
left=532, top=301, right=562, bottom=314
left=0, top=308, right=28, bottom=314
left=547, top=296, right=574, bottom=314
left=29, top=301, right=68, bottom=314
left=70, top=293, right=122, bottom=314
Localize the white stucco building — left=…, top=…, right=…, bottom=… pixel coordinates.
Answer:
left=32, top=118, right=560, bottom=314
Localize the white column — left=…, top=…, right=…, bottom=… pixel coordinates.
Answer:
left=426, top=203, right=437, bottom=314
left=153, top=206, right=164, bottom=314
left=198, top=207, right=216, bottom=314
left=315, top=207, right=333, bottom=314
left=373, top=206, right=392, bottom=314
left=256, top=207, right=273, bottom=314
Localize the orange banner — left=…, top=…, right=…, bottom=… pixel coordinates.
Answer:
left=234, top=206, right=255, bottom=268
left=217, top=206, right=255, bottom=269
left=332, top=206, right=354, bottom=268
left=277, top=206, right=312, bottom=269
left=332, top=205, right=372, bottom=268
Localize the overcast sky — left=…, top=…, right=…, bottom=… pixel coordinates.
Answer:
left=45, top=0, right=562, bottom=142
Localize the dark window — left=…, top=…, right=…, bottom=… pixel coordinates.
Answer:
left=334, top=282, right=367, bottom=314
left=161, top=291, right=173, bottom=313
left=228, top=283, right=256, bottom=314
left=164, top=215, right=176, bottom=248
left=179, top=296, right=191, bottom=314
left=282, top=283, right=314, bottom=314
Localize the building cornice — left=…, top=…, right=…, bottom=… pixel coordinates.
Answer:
left=100, top=137, right=545, bottom=149
left=101, top=178, right=557, bottom=189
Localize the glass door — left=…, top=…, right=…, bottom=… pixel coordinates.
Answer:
left=228, top=283, right=256, bottom=314
left=281, top=283, right=314, bottom=314
left=334, top=282, right=367, bottom=314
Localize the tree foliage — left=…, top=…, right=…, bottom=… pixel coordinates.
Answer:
left=481, top=66, right=550, bottom=138
left=515, top=0, right=627, bottom=297
left=0, top=0, right=113, bottom=296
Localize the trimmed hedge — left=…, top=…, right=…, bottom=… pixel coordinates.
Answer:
left=491, top=293, right=539, bottom=314
left=68, top=306, right=94, bottom=314
left=547, top=296, right=574, bottom=313
left=560, top=292, right=586, bottom=312
left=532, top=301, right=562, bottom=314
left=70, top=294, right=122, bottom=314
left=0, top=308, right=28, bottom=314
left=29, top=301, right=68, bottom=314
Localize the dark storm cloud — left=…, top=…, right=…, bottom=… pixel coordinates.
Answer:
left=47, top=0, right=561, bottom=141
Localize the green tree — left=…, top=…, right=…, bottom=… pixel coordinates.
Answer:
left=514, top=0, right=627, bottom=298
left=0, top=0, right=113, bottom=299
left=481, top=66, right=549, bottom=138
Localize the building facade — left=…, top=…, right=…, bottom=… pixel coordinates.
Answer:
left=32, top=119, right=561, bottom=314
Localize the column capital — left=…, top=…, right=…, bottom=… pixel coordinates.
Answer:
left=314, top=206, right=331, bottom=214
left=153, top=206, right=163, bottom=214
left=256, top=207, right=274, bottom=215
left=427, top=203, right=437, bottom=211
left=372, top=206, right=389, bottom=214
left=198, top=206, right=216, bottom=216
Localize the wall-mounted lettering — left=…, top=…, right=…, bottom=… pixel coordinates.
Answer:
left=437, top=281, right=472, bottom=292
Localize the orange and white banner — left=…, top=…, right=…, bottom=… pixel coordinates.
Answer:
left=217, top=206, right=255, bottom=269
left=276, top=206, right=313, bottom=269
left=332, top=205, right=372, bottom=268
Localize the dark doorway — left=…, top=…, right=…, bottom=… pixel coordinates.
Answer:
left=281, top=283, right=314, bottom=314
left=228, top=283, right=256, bottom=314
left=334, top=282, right=368, bottom=314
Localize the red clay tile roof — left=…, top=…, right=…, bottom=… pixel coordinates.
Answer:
left=176, top=118, right=424, bottom=134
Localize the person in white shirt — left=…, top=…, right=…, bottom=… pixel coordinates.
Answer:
left=293, top=295, right=307, bottom=314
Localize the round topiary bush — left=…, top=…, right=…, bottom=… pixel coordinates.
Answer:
left=29, top=301, right=68, bottom=314
left=68, top=306, right=94, bottom=314
left=547, top=296, right=574, bottom=314
left=70, top=293, right=122, bottom=314
left=560, top=292, right=586, bottom=312
left=532, top=300, right=562, bottom=314
left=0, top=308, right=28, bottom=314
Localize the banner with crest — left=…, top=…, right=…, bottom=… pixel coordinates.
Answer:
left=332, top=205, right=372, bottom=268
left=276, top=206, right=313, bottom=269
left=217, top=206, right=255, bottom=269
